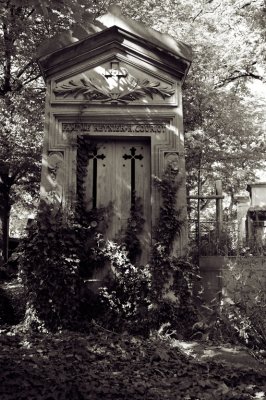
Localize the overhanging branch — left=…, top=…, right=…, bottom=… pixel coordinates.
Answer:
left=215, top=72, right=264, bottom=88
left=16, top=60, right=35, bottom=79
left=22, top=73, right=42, bottom=86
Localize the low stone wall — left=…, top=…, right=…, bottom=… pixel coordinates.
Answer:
left=199, top=256, right=266, bottom=304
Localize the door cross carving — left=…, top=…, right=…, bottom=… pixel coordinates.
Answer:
left=123, top=147, right=143, bottom=206
left=88, top=147, right=106, bottom=208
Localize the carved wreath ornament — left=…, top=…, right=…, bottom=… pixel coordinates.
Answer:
left=53, top=76, right=175, bottom=103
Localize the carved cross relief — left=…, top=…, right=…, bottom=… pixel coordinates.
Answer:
left=86, top=143, right=145, bottom=210
left=88, top=147, right=106, bottom=209
left=104, top=61, right=127, bottom=100
left=122, top=147, right=144, bottom=206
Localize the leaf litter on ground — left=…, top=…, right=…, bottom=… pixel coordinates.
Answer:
left=0, top=324, right=265, bottom=400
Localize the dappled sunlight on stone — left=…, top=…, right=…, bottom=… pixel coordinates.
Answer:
left=97, top=5, right=192, bottom=62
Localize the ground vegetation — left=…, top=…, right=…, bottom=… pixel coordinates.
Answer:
left=0, top=325, right=265, bottom=400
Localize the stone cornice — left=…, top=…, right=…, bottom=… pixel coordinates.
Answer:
left=37, top=26, right=191, bottom=82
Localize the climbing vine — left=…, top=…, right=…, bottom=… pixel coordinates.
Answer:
left=122, top=196, right=145, bottom=264
left=76, top=135, right=92, bottom=217
left=151, top=163, right=185, bottom=298
left=148, top=164, right=200, bottom=334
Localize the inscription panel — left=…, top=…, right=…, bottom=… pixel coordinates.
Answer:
left=61, top=122, right=167, bottom=135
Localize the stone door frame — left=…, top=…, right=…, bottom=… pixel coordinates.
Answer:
left=42, top=111, right=182, bottom=231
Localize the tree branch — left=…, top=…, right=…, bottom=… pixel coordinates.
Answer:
left=22, top=73, right=42, bottom=86
left=240, top=0, right=259, bottom=9
left=191, top=9, right=203, bottom=22
left=215, top=72, right=264, bottom=88
left=191, top=3, right=221, bottom=21
left=25, top=8, right=35, bottom=19
left=200, top=198, right=212, bottom=211
left=16, top=60, right=35, bottom=79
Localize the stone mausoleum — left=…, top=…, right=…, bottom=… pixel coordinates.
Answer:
left=37, top=6, right=192, bottom=263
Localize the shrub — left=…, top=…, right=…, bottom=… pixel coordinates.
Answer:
left=18, top=201, right=104, bottom=332
left=193, top=257, right=266, bottom=348
left=97, top=243, right=199, bottom=337
left=221, top=256, right=266, bottom=348
left=97, top=164, right=201, bottom=337
left=97, top=240, right=151, bottom=334
left=17, top=162, right=201, bottom=337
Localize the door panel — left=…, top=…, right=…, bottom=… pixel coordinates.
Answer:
left=115, top=142, right=132, bottom=236
left=84, top=138, right=151, bottom=263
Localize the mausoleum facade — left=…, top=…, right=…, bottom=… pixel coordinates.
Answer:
left=37, top=6, right=192, bottom=262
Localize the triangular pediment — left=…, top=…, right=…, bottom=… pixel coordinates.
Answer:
left=38, top=22, right=191, bottom=83
left=51, top=55, right=178, bottom=106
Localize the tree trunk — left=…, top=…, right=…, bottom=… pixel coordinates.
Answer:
left=0, top=169, right=12, bottom=263
left=197, top=153, right=202, bottom=255
left=1, top=189, right=11, bottom=263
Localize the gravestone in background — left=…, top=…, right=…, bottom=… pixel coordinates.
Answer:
left=37, top=5, right=192, bottom=265
left=246, top=182, right=266, bottom=247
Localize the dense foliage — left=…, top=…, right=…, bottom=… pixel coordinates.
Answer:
left=222, top=257, right=266, bottom=348
left=15, top=163, right=200, bottom=336
left=18, top=201, right=105, bottom=332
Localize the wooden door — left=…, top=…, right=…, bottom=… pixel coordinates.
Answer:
left=84, top=138, right=151, bottom=263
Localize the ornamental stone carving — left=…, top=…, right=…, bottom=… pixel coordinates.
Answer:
left=164, top=151, right=179, bottom=172
left=54, top=76, right=175, bottom=103
left=45, top=152, right=64, bottom=205
left=53, top=61, right=175, bottom=104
